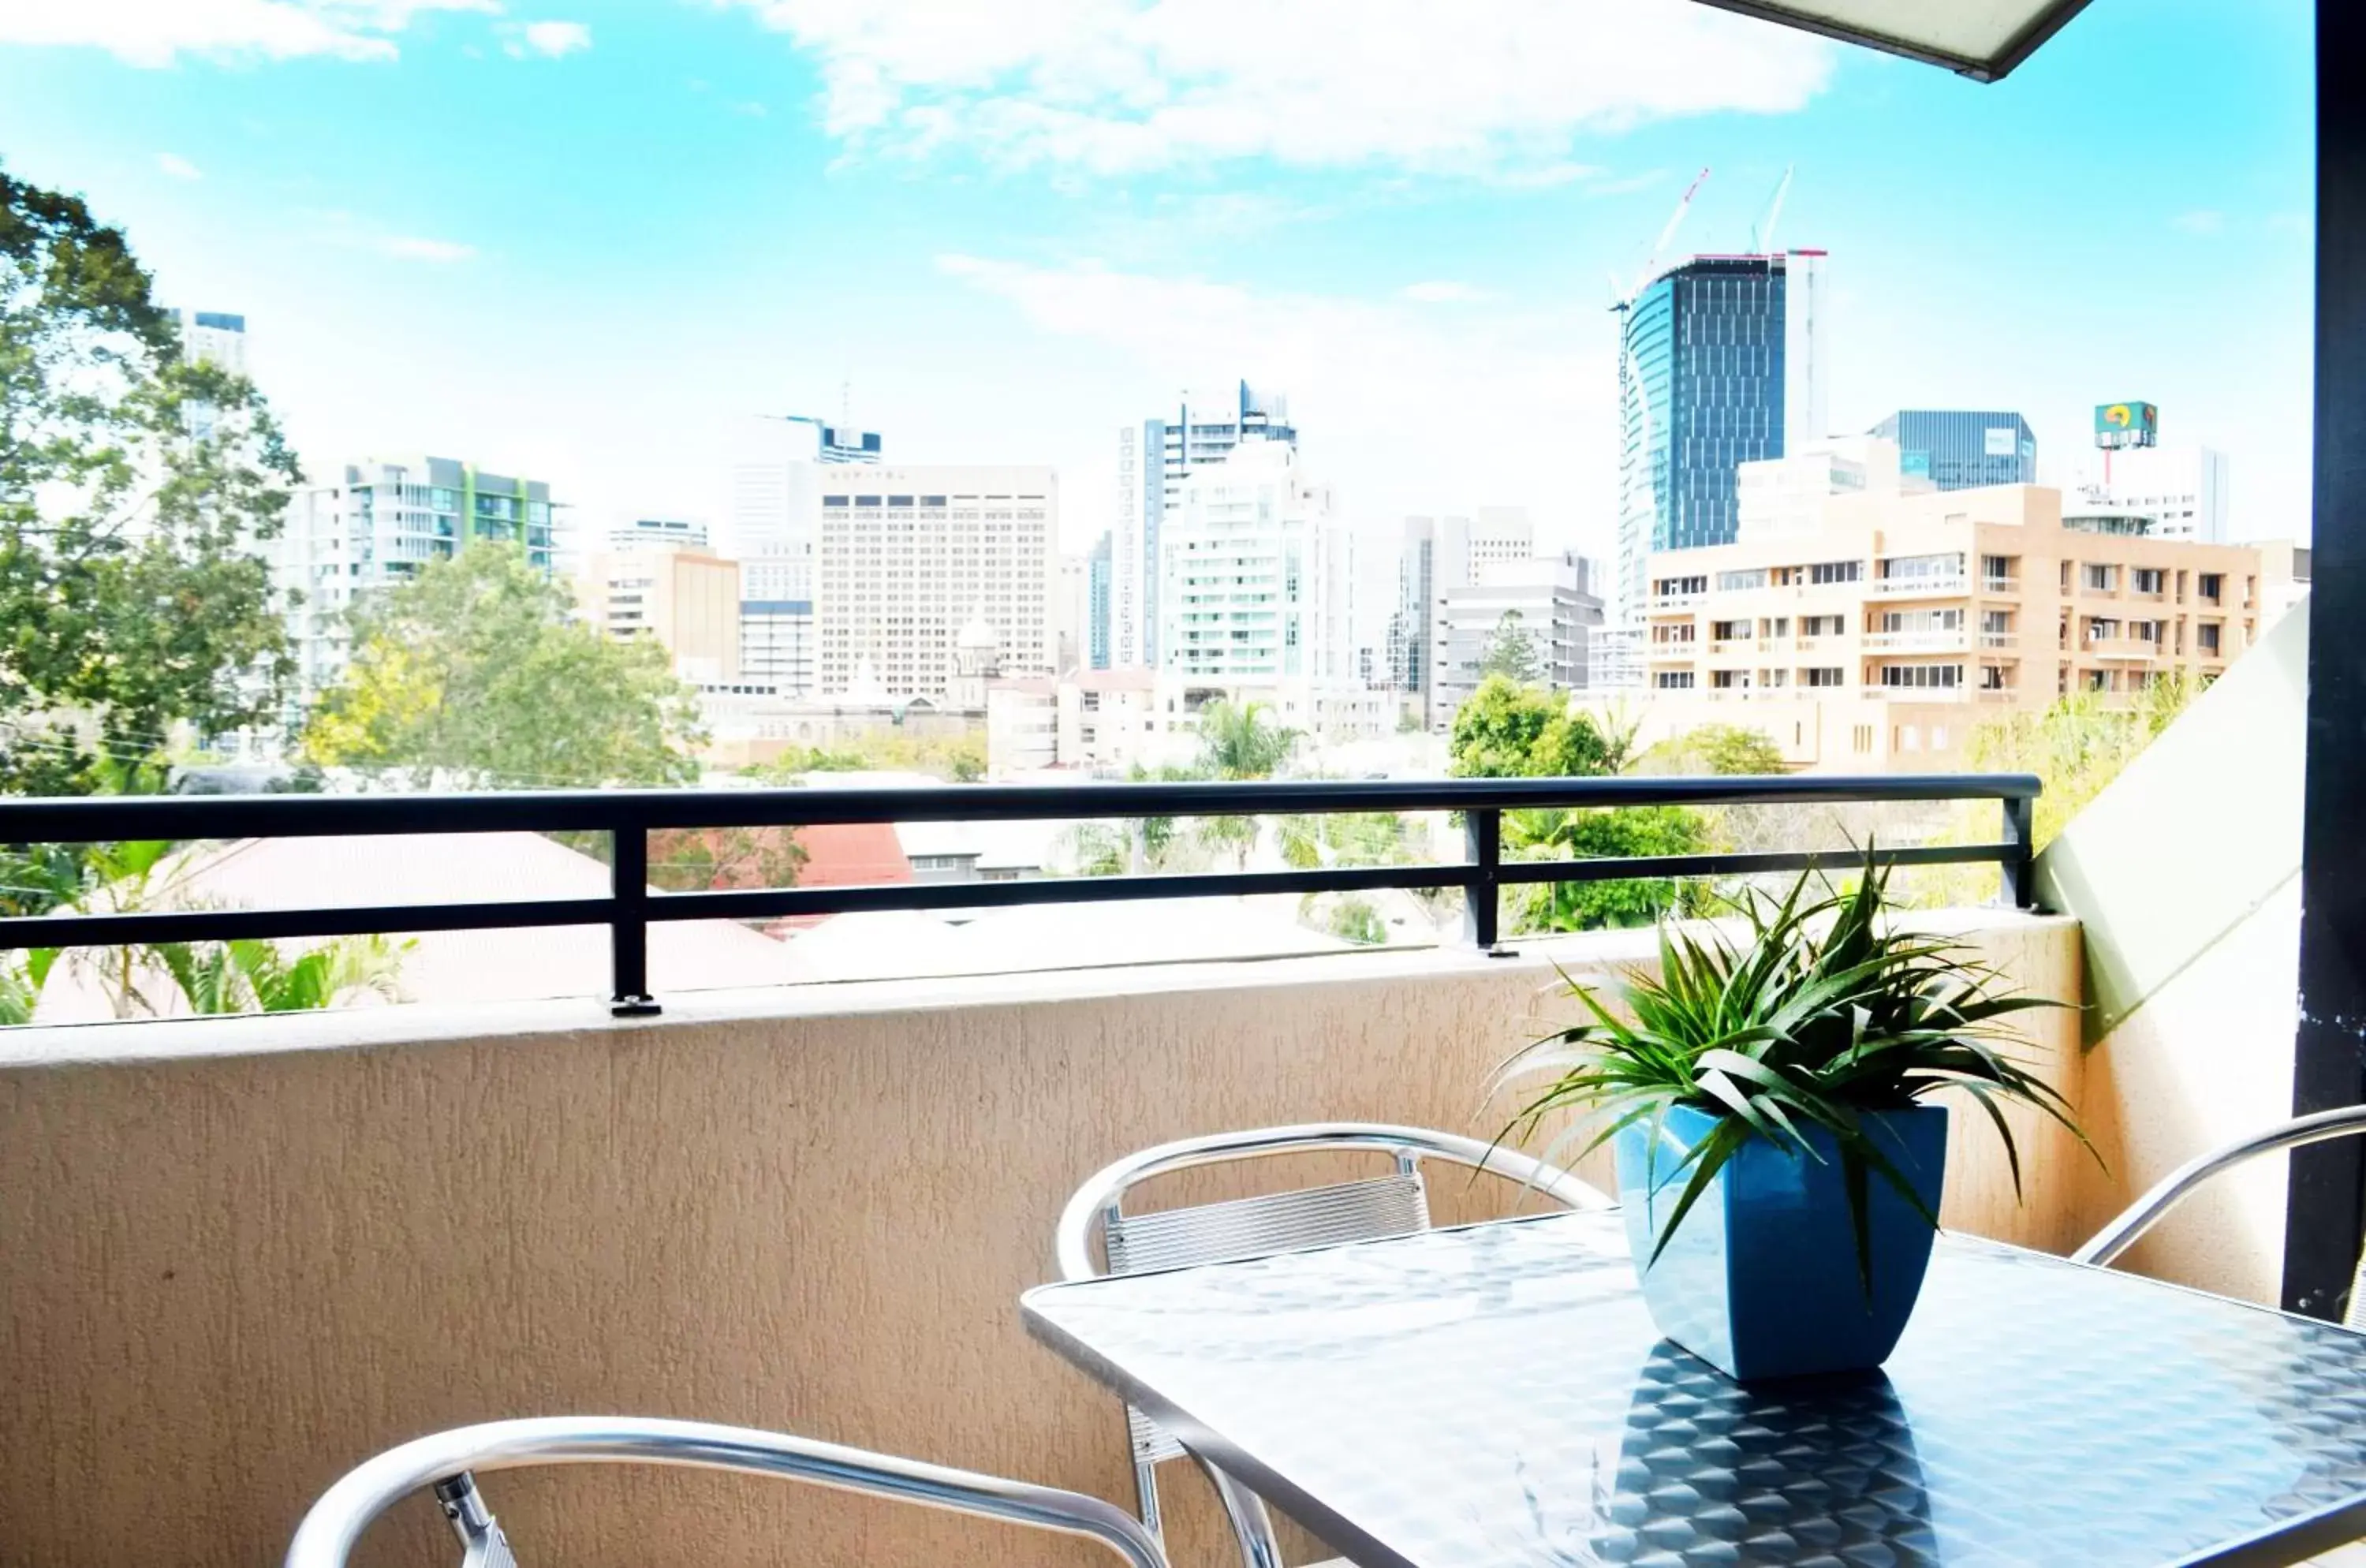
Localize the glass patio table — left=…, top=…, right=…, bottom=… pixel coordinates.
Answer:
left=1021, top=1210, right=2366, bottom=1567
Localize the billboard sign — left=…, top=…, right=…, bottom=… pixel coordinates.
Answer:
left=1983, top=427, right=2017, bottom=457
left=2095, top=401, right=2159, bottom=450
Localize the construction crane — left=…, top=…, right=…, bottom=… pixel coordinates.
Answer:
left=1615, top=166, right=1711, bottom=308
left=1752, top=165, right=1796, bottom=256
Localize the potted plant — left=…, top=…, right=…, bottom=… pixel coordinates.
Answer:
left=1494, top=853, right=2085, bottom=1382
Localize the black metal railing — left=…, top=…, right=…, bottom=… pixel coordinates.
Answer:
left=0, top=773, right=2039, bottom=1016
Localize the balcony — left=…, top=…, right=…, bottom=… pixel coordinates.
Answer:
left=1981, top=576, right=2018, bottom=594
left=2086, top=636, right=2165, bottom=661
left=1980, top=632, right=2019, bottom=648
left=1864, top=629, right=1971, bottom=652
left=1872, top=575, right=1969, bottom=596
left=0, top=637, right=2342, bottom=1568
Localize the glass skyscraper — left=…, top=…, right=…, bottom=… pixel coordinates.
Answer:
left=1869, top=409, right=2037, bottom=491
left=1614, top=251, right=1826, bottom=622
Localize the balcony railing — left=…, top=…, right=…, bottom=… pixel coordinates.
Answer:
left=1980, top=633, right=2018, bottom=648
left=1981, top=576, right=2017, bottom=593
left=1872, top=575, right=1969, bottom=596
left=1864, top=630, right=1970, bottom=651
left=0, top=776, right=2040, bottom=1015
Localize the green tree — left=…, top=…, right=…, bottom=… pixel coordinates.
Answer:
left=1640, top=722, right=1788, bottom=778
left=302, top=547, right=705, bottom=788
left=1449, top=676, right=1617, bottom=779
left=1, top=162, right=300, bottom=795
left=1194, top=700, right=1297, bottom=779
left=1477, top=609, right=1542, bottom=685
left=153, top=933, right=408, bottom=1015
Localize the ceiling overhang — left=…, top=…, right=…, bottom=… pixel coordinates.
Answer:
left=1683, top=0, right=2095, bottom=82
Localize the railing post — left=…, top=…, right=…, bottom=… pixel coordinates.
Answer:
left=1999, top=793, right=2036, bottom=910
left=1464, top=808, right=1509, bottom=955
left=611, top=823, right=660, bottom=1017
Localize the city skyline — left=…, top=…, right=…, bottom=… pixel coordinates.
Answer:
left=0, top=0, right=2315, bottom=563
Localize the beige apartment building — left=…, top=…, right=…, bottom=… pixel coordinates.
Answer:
left=578, top=548, right=742, bottom=681
left=1629, top=484, right=2304, bottom=771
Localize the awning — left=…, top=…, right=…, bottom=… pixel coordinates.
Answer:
left=1686, top=0, right=2093, bottom=82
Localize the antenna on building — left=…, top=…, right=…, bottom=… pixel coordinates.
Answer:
left=1752, top=165, right=1795, bottom=256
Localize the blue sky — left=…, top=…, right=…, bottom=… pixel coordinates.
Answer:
left=0, top=0, right=2317, bottom=557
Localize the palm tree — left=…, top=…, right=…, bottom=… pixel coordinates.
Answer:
left=1195, top=701, right=1298, bottom=780
left=155, top=934, right=409, bottom=1015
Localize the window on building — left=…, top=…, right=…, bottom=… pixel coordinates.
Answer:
left=1711, top=619, right=1751, bottom=640
left=1878, top=552, right=1965, bottom=583
left=2198, top=573, right=2225, bottom=603
left=1804, top=667, right=1844, bottom=687
left=2133, top=567, right=2166, bottom=595
left=1716, top=569, right=1767, bottom=591
left=2088, top=669, right=2113, bottom=692
left=1980, top=666, right=2007, bottom=690
left=1654, top=574, right=1707, bottom=598
left=2199, top=622, right=2223, bottom=654
left=1980, top=554, right=2017, bottom=584
left=1654, top=671, right=1695, bottom=690
left=1877, top=663, right=1962, bottom=689
left=1879, top=609, right=1963, bottom=633
left=1801, top=614, right=1845, bottom=637
left=1808, top=560, right=1864, bottom=585
left=2084, top=562, right=2119, bottom=592
left=1711, top=670, right=1741, bottom=689
left=1981, top=610, right=2013, bottom=634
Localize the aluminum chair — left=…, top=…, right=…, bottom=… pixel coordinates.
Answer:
left=283, top=1414, right=1167, bottom=1568
left=2074, top=1103, right=2366, bottom=1329
left=1056, top=1122, right=1616, bottom=1568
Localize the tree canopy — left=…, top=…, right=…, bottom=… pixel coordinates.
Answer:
left=1448, top=675, right=1621, bottom=779
left=1639, top=722, right=1789, bottom=778
left=1476, top=609, right=1541, bottom=685
left=301, top=546, right=704, bottom=788
left=0, top=162, right=297, bottom=794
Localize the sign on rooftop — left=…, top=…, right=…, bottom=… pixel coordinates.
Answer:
left=2095, top=401, right=2159, bottom=450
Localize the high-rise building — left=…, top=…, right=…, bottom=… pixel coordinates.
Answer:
left=2076, top=444, right=2233, bottom=543
left=174, top=308, right=248, bottom=375
left=578, top=549, right=741, bottom=681
left=1869, top=410, right=2037, bottom=491
left=607, top=517, right=709, bottom=553
left=275, top=456, right=555, bottom=696
left=1055, top=551, right=1090, bottom=675
left=1157, top=440, right=1345, bottom=685
left=1087, top=532, right=1113, bottom=670
left=738, top=553, right=815, bottom=698
left=814, top=466, right=1057, bottom=698
left=1427, top=551, right=1607, bottom=732
left=1388, top=517, right=1436, bottom=700
left=1632, top=482, right=2301, bottom=771
left=1114, top=381, right=1295, bottom=666
left=1615, top=250, right=1827, bottom=625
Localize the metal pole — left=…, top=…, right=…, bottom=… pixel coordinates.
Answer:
left=1463, top=808, right=1507, bottom=955
left=2287, top=0, right=2366, bottom=1321
left=1999, top=793, right=2036, bottom=910
left=610, top=824, right=659, bottom=1017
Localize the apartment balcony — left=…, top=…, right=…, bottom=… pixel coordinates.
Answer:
left=1871, top=575, right=1969, bottom=596
left=0, top=607, right=2350, bottom=1568
left=1864, top=629, right=1971, bottom=652
left=2086, top=637, right=2166, bottom=661
left=1980, top=632, right=2020, bottom=649
left=1650, top=595, right=1704, bottom=613
left=1981, top=576, right=2019, bottom=594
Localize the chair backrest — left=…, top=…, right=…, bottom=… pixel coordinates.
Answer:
left=1055, top=1122, right=1614, bottom=1564
left=2073, top=1103, right=2366, bottom=1329
left=283, top=1416, right=1167, bottom=1568
left=1056, top=1121, right=1614, bottom=1284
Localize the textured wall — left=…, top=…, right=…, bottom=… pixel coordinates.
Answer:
left=0, top=916, right=2081, bottom=1568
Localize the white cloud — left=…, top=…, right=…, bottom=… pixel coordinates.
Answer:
left=936, top=252, right=1611, bottom=540
left=1399, top=280, right=1486, bottom=304
left=715, top=0, right=1834, bottom=177
left=2174, top=209, right=2226, bottom=237
left=504, top=18, right=588, bottom=57
left=155, top=152, right=205, bottom=181
left=0, top=0, right=499, bottom=66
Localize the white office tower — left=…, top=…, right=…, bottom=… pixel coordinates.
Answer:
left=1737, top=436, right=1930, bottom=541
left=2075, top=446, right=2233, bottom=543
left=739, top=552, right=815, bottom=698
left=1114, top=381, right=1296, bottom=667
left=1427, top=551, right=1607, bottom=731
left=174, top=309, right=248, bottom=375
left=1158, top=440, right=1349, bottom=684
left=813, top=466, right=1057, bottom=699
left=1055, top=551, right=1092, bottom=674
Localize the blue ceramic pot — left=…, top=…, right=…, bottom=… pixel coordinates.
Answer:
left=1612, top=1102, right=1949, bottom=1382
